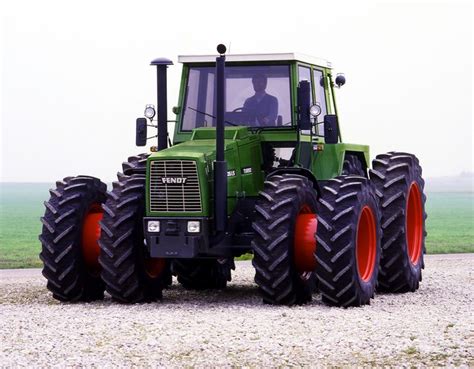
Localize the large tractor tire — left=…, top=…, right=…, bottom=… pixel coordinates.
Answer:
left=122, top=153, right=149, bottom=176
left=119, top=153, right=172, bottom=288
left=252, top=174, right=318, bottom=305
left=39, top=176, right=107, bottom=302
left=370, top=152, right=427, bottom=292
left=98, top=174, right=168, bottom=303
left=342, top=154, right=366, bottom=177
left=316, top=175, right=381, bottom=307
left=172, top=258, right=235, bottom=290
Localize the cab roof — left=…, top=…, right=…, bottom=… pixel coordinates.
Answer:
left=178, top=53, right=332, bottom=69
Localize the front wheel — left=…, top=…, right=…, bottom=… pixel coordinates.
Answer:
left=316, top=175, right=381, bottom=307
left=252, top=174, right=319, bottom=305
left=98, top=174, right=168, bottom=303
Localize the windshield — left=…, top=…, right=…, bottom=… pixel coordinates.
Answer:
left=181, top=65, right=292, bottom=131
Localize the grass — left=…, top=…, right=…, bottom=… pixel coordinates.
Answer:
left=403, top=346, right=419, bottom=355
left=0, top=183, right=473, bottom=269
left=423, top=192, right=474, bottom=253
left=1, top=183, right=51, bottom=268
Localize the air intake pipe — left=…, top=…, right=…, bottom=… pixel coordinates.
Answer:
left=214, top=44, right=227, bottom=232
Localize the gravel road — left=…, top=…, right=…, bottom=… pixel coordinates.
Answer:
left=1, top=254, right=473, bottom=367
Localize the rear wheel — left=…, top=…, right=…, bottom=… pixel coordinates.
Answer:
left=252, top=174, right=318, bottom=305
left=39, top=176, right=107, bottom=302
left=98, top=174, right=168, bottom=303
left=172, top=258, right=235, bottom=290
left=316, top=175, right=381, bottom=307
left=370, top=152, right=427, bottom=292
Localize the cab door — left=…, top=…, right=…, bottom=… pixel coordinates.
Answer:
left=295, top=64, right=314, bottom=169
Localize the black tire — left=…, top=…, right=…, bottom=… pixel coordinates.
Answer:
left=120, top=153, right=173, bottom=287
left=122, top=153, right=149, bottom=176
left=119, top=153, right=173, bottom=287
left=342, top=154, right=366, bottom=177
left=161, top=263, right=173, bottom=288
left=98, top=174, right=168, bottom=303
left=172, top=258, right=235, bottom=290
left=252, top=174, right=319, bottom=305
left=369, top=152, right=427, bottom=292
left=39, top=176, right=107, bottom=302
left=316, top=175, right=381, bottom=307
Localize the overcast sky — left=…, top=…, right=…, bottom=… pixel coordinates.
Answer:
left=1, top=0, right=472, bottom=182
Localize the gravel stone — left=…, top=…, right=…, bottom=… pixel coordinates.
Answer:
left=1, top=254, right=473, bottom=367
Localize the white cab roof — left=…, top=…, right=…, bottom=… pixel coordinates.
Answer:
left=178, top=53, right=332, bottom=68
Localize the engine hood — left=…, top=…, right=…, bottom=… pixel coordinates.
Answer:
left=148, top=126, right=257, bottom=163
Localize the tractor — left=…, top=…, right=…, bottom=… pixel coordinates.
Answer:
left=39, top=44, right=427, bottom=307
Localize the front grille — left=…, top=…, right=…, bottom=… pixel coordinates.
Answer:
left=149, top=160, right=202, bottom=212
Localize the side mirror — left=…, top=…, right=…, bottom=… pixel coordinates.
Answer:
left=297, top=80, right=311, bottom=130
left=324, top=115, right=339, bottom=144
left=136, top=118, right=147, bottom=146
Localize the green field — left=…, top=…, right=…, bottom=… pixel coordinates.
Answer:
left=0, top=183, right=473, bottom=269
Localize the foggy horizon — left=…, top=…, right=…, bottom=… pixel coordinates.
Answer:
left=1, top=0, right=472, bottom=182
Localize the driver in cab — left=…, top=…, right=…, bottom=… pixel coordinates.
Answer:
left=243, top=74, right=278, bottom=126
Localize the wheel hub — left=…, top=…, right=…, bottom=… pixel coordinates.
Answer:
left=144, top=258, right=166, bottom=278
left=294, top=205, right=317, bottom=274
left=356, top=206, right=377, bottom=282
left=406, top=182, right=423, bottom=265
left=81, top=204, right=103, bottom=272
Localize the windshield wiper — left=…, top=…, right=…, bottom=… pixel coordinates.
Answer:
left=187, top=107, right=238, bottom=127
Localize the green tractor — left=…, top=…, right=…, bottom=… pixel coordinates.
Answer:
left=39, top=45, right=427, bottom=307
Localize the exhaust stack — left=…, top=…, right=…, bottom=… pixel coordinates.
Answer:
left=150, top=58, right=173, bottom=151
left=214, top=44, right=227, bottom=232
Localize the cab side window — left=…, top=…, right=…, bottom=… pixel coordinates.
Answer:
left=298, top=65, right=312, bottom=96
left=313, top=69, right=327, bottom=123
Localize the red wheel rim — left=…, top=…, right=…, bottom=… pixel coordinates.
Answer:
left=82, top=204, right=103, bottom=272
left=144, top=258, right=166, bottom=278
left=356, top=206, right=376, bottom=282
left=406, top=182, right=423, bottom=265
left=294, top=204, right=317, bottom=274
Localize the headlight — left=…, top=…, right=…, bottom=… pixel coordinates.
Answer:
left=309, top=104, right=322, bottom=118
left=147, top=220, right=160, bottom=233
left=144, top=104, right=156, bottom=120
left=187, top=221, right=200, bottom=233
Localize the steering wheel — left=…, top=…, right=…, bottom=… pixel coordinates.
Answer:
left=232, top=107, right=244, bottom=113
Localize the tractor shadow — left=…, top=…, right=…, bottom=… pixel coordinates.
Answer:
left=158, top=279, right=327, bottom=308
left=160, top=282, right=262, bottom=307
left=4, top=283, right=326, bottom=309
left=1, top=271, right=327, bottom=308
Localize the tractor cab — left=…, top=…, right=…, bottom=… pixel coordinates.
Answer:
left=173, top=53, right=338, bottom=169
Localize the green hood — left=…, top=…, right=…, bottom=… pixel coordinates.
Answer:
left=146, top=127, right=264, bottom=217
